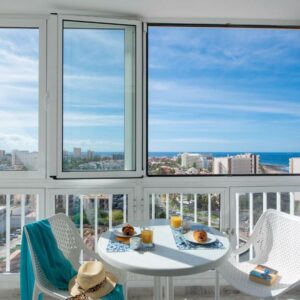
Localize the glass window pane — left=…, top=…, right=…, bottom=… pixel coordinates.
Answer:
left=62, top=21, right=135, bottom=172
left=148, top=26, right=300, bottom=176
left=0, top=28, right=39, bottom=171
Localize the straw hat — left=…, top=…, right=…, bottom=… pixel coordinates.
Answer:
left=68, top=261, right=117, bottom=299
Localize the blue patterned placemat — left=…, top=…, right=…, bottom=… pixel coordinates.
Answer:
left=171, top=224, right=225, bottom=250
left=106, top=232, right=155, bottom=253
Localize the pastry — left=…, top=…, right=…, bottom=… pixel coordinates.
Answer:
left=122, top=224, right=135, bottom=236
left=193, top=230, right=207, bottom=243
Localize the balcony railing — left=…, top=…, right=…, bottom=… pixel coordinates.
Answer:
left=235, top=191, right=300, bottom=261
left=1, top=186, right=300, bottom=278
left=0, top=193, right=39, bottom=273
left=148, top=192, right=221, bottom=229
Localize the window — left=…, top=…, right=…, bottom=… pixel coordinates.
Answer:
left=147, top=25, right=300, bottom=176
left=0, top=27, right=43, bottom=174
left=59, top=19, right=137, bottom=177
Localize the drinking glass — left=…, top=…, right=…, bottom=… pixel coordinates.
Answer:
left=170, top=215, right=182, bottom=229
left=141, top=227, right=153, bottom=245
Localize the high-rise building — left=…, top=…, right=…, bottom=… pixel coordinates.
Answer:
left=87, top=150, right=94, bottom=160
left=289, top=157, right=300, bottom=174
left=213, top=154, right=259, bottom=175
left=181, top=153, right=208, bottom=169
left=11, top=150, right=39, bottom=170
left=0, top=150, right=5, bottom=158
left=73, top=147, right=82, bottom=158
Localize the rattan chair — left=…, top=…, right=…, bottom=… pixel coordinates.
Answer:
left=218, top=209, right=300, bottom=299
left=24, top=213, right=126, bottom=300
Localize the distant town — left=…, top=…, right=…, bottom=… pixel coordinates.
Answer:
left=0, top=150, right=38, bottom=171
left=63, top=148, right=125, bottom=171
left=148, top=152, right=300, bottom=175
left=1, top=148, right=300, bottom=175
left=0, top=148, right=125, bottom=172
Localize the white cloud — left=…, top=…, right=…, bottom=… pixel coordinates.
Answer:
left=149, top=79, right=300, bottom=117
left=0, top=133, right=38, bottom=152
left=64, top=112, right=123, bottom=127
left=0, top=111, right=38, bottom=129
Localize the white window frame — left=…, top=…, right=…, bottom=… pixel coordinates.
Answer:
left=54, top=15, right=143, bottom=179
left=0, top=17, right=47, bottom=179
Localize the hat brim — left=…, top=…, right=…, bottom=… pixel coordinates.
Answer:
left=68, top=272, right=117, bottom=299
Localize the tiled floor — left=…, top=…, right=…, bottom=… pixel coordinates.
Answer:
left=5, top=287, right=300, bottom=299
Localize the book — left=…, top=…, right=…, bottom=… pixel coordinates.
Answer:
left=249, top=265, right=279, bottom=286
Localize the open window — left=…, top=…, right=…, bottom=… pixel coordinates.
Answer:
left=56, top=16, right=142, bottom=178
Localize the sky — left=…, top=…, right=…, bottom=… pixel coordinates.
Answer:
left=0, top=28, right=39, bottom=152
left=148, top=26, right=300, bottom=152
left=63, top=25, right=125, bottom=152
left=1, top=26, right=300, bottom=154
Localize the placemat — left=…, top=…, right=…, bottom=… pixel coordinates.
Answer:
left=106, top=232, right=155, bottom=253
left=171, top=224, right=225, bottom=250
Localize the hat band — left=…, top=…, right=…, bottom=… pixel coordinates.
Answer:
left=67, top=277, right=107, bottom=300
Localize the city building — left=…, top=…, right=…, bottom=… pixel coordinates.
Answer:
left=11, top=150, right=39, bottom=171
left=73, top=147, right=82, bottom=158
left=181, top=153, right=209, bottom=169
left=289, top=157, right=300, bottom=174
left=87, top=150, right=94, bottom=160
left=0, top=150, right=5, bottom=158
left=112, top=153, right=124, bottom=160
left=213, top=154, right=260, bottom=175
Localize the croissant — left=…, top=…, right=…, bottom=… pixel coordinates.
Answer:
left=193, top=230, right=207, bottom=243
left=122, top=224, right=135, bottom=236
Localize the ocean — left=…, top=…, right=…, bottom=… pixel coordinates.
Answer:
left=148, top=152, right=300, bottom=170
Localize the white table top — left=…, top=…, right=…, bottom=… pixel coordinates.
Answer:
left=97, top=220, right=231, bottom=277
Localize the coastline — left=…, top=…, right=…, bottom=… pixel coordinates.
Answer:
left=261, top=164, right=288, bottom=174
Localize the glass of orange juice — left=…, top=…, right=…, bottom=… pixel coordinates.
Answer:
left=170, top=214, right=182, bottom=229
left=141, top=227, right=153, bottom=246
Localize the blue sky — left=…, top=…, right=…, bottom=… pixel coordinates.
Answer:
left=0, top=28, right=39, bottom=152
left=148, top=27, right=300, bottom=152
left=1, top=26, right=300, bottom=154
left=63, top=27, right=125, bottom=152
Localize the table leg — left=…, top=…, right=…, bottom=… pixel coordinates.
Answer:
left=165, top=277, right=174, bottom=300
left=153, top=276, right=163, bottom=300
left=215, top=270, right=220, bottom=300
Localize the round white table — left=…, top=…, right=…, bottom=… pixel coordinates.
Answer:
left=97, top=220, right=231, bottom=300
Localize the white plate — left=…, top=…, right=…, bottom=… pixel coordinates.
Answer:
left=113, top=225, right=141, bottom=238
left=183, top=231, right=217, bottom=245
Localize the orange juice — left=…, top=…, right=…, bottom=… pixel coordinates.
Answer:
left=141, top=228, right=153, bottom=244
left=171, top=215, right=182, bottom=228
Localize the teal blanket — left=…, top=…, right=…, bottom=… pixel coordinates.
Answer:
left=20, top=219, right=124, bottom=300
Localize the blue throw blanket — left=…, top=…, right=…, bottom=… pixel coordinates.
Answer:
left=20, top=219, right=124, bottom=300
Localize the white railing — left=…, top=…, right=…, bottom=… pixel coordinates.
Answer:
left=54, top=193, right=129, bottom=252
left=147, top=192, right=222, bottom=229
left=1, top=185, right=300, bottom=280
left=234, top=190, right=300, bottom=261
left=0, top=192, right=40, bottom=273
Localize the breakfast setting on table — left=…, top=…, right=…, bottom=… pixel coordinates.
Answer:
left=105, top=214, right=224, bottom=253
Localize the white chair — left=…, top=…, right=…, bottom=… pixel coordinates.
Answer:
left=24, top=213, right=127, bottom=300
left=218, top=209, right=300, bottom=299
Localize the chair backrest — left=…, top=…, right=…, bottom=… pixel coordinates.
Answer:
left=252, top=209, right=300, bottom=274
left=25, top=214, right=84, bottom=289
left=48, top=213, right=85, bottom=270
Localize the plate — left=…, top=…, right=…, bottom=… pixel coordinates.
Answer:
left=183, top=231, right=217, bottom=245
left=113, top=225, right=141, bottom=238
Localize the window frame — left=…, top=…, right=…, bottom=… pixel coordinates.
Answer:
left=0, top=17, right=47, bottom=179
left=145, top=22, right=300, bottom=177
left=55, top=15, right=143, bottom=179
